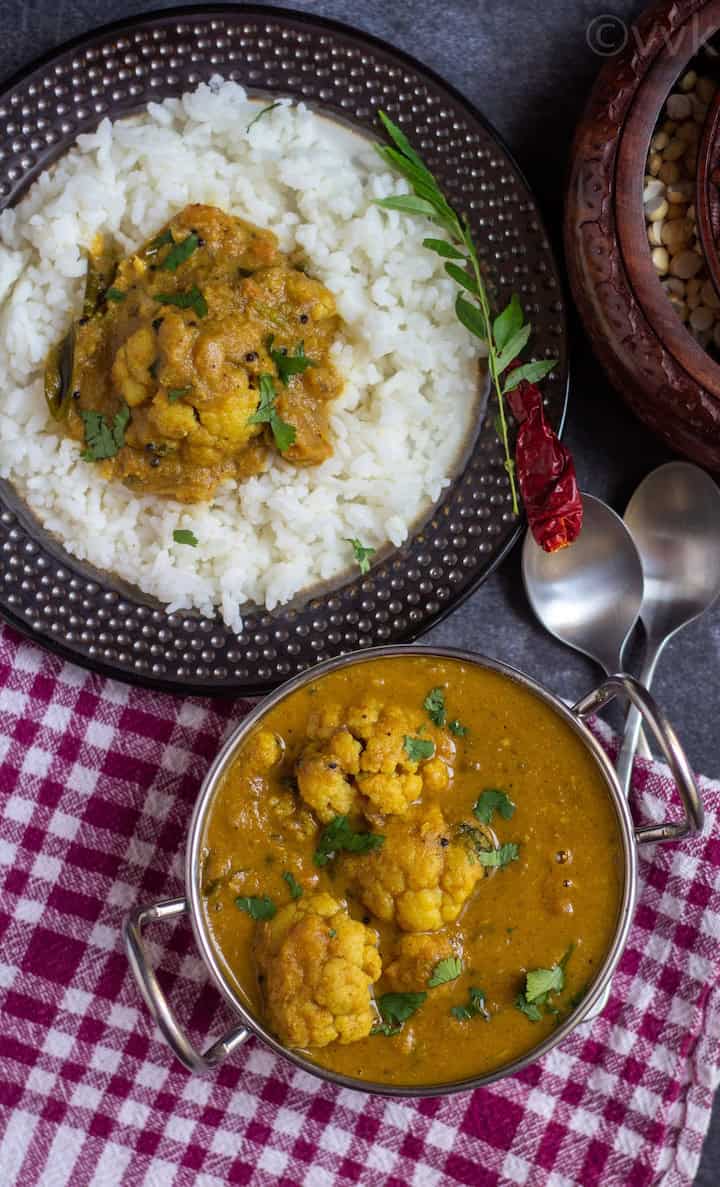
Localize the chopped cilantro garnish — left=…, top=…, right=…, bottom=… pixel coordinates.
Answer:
left=173, top=529, right=198, bottom=547
left=155, top=284, right=208, bottom=319
left=473, top=789, right=516, bottom=825
left=423, top=687, right=446, bottom=727
left=526, top=965, right=564, bottom=1001
left=476, top=842, right=520, bottom=868
left=372, top=991, right=427, bottom=1036
left=145, top=228, right=174, bottom=258
left=267, top=336, right=317, bottom=386
left=451, top=986, right=489, bottom=1022
left=160, top=232, right=199, bottom=272
left=456, top=824, right=519, bottom=868
left=105, top=287, right=126, bottom=303
left=514, top=993, right=544, bottom=1022
left=328, top=928, right=337, bottom=939
left=427, top=955, right=462, bottom=987
left=314, top=815, right=384, bottom=867
left=346, top=538, right=375, bottom=575
left=448, top=719, right=468, bottom=737
left=515, top=947, right=573, bottom=1022
left=80, top=404, right=130, bottom=462
left=247, top=373, right=297, bottom=453
left=403, top=735, right=435, bottom=763
left=235, top=895, right=276, bottom=921
left=282, top=871, right=303, bottom=900
left=167, top=386, right=193, bottom=403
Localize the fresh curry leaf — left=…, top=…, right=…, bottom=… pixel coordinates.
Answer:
left=451, top=986, right=489, bottom=1021
left=314, top=815, right=384, bottom=867
left=80, top=404, right=130, bottom=462
left=282, top=871, right=303, bottom=900
left=502, top=359, right=557, bottom=394
left=454, top=293, right=486, bottom=341
left=445, top=261, right=479, bottom=296
left=345, top=538, right=375, bottom=575
left=267, top=337, right=317, bottom=386
left=235, top=895, right=277, bottom=921
left=247, top=101, right=282, bottom=131
left=494, top=324, right=532, bottom=374
left=473, top=789, right=516, bottom=825
left=374, top=112, right=532, bottom=515
left=155, top=284, right=208, bottom=319
left=448, top=719, right=469, bottom=737
left=422, top=237, right=466, bottom=260
left=173, top=528, right=198, bottom=547
left=374, top=193, right=438, bottom=219
left=160, top=232, right=199, bottom=272
left=105, top=287, right=126, bottom=303
left=428, top=955, right=463, bottom=987
left=492, top=294, right=524, bottom=352
left=403, top=735, right=435, bottom=763
left=476, top=842, right=520, bottom=868
left=372, top=991, right=427, bottom=1036
left=423, top=686, right=446, bottom=727
left=377, top=110, right=429, bottom=173
left=167, top=386, right=193, bottom=403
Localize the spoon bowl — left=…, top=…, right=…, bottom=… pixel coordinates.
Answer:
left=522, top=494, right=645, bottom=676
left=615, top=462, right=720, bottom=794
left=625, top=461, right=720, bottom=642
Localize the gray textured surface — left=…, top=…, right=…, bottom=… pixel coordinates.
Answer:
left=1, top=1, right=718, bottom=1181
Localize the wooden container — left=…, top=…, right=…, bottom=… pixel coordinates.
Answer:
left=565, top=0, right=720, bottom=469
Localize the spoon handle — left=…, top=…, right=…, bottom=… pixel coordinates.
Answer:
left=616, top=641, right=665, bottom=797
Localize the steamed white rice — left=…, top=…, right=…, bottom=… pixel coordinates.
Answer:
left=0, top=78, right=481, bottom=634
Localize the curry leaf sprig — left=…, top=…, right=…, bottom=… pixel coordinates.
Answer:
left=373, top=111, right=556, bottom=516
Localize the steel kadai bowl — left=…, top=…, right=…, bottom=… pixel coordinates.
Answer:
left=123, top=647, right=704, bottom=1096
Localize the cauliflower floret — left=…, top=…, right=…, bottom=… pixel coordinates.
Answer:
left=306, top=703, right=343, bottom=740
left=355, top=705, right=427, bottom=817
left=383, top=933, right=455, bottom=993
left=296, top=728, right=362, bottom=822
left=342, top=804, right=485, bottom=932
left=243, top=729, right=283, bottom=771
left=346, top=699, right=382, bottom=741
left=255, top=893, right=381, bottom=1048
left=421, top=756, right=452, bottom=794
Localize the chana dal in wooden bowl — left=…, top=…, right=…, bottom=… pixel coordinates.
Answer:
left=124, top=648, right=702, bottom=1094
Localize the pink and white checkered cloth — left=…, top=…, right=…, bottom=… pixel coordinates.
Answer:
left=0, top=623, right=719, bottom=1187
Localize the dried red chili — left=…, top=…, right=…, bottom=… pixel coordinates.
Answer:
left=506, top=375, right=583, bottom=553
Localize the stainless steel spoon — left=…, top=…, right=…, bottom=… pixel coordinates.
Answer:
left=615, top=462, right=720, bottom=795
left=522, top=493, right=645, bottom=677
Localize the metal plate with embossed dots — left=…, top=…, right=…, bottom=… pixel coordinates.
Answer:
left=0, top=5, right=568, bottom=696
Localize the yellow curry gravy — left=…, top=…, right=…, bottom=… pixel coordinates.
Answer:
left=200, top=657, right=624, bottom=1086
left=46, top=204, right=343, bottom=502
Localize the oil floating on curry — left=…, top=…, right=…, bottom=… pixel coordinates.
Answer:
left=200, top=656, right=623, bottom=1086
left=45, top=203, right=344, bottom=503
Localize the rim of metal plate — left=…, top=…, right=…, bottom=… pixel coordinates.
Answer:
left=0, top=4, right=569, bottom=696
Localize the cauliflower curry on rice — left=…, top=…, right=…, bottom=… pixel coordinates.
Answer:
left=44, top=203, right=343, bottom=502
left=200, top=656, right=624, bottom=1086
